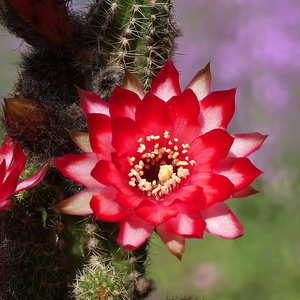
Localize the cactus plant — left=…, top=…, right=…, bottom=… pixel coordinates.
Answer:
left=0, top=0, right=179, bottom=299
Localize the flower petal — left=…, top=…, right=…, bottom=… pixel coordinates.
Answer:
left=53, top=154, right=100, bottom=188
left=156, top=224, right=185, bottom=260
left=135, top=201, right=178, bottom=225
left=0, top=137, right=25, bottom=173
left=116, top=215, right=155, bottom=250
left=163, top=205, right=206, bottom=238
left=188, top=173, right=235, bottom=208
left=114, top=192, right=145, bottom=209
left=91, top=160, right=134, bottom=197
left=185, top=62, right=211, bottom=100
left=214, top=157, right=263, bottom=192
left=67, top=129, right=92, bottom=153
left=53, top=188, right=95, bottom=215
left=0, top=160, right=7, bottom=184
left=199, top=89, right=236, bottom=134
left=86, top=113, right=114, bottom=158
left=122, top=69, right=145, bottom=99
left=0, top=166, right=19, bottom=200
left=0, top=137, right=14, bottom=163
left=135, top=93, right=173, bottom=137
left=163, top=184, right=203, bottom=207
left=188, top=129, right=234, bottom=173
left=111, top=117, right=144, bottom=157
left=0, top=199, right=16, bottom=210
left=109, top=85, right=141, bottom=119
left=201, top=202, right=243, bottom=239
left=167, top=89, right=201, bottom=142
left=16, top=162, right=48, bottom=192
left=149, top=59, right=181, bottom=101
left=232, top=185, right=259, bottom=198
left=90, top=186, right=125, bottom=221
left=229, top=132, right=268, bottom=157
left=78, top=87, right=109, bottom=115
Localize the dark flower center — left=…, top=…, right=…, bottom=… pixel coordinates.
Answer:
left=128, top=131, right=195, bottom=199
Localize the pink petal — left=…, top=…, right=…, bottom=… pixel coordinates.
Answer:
left=90, top=186, right=125, bottom=221
left=229, top=132, right=268, bottom=157
left=149, top=60, right=181, bottom=101
left=187, top=173, right=235, bottom=208
left=156, top=224, right=185, bottom=259
left=163, top=184, right=203, bottom=207
left=109, top=85, right=141, bottom=119
left=0, top=199, right=16, bottom=210
left=214, top=157, right=263, bottom=192
left=15, top=162, right=49, bottom=192
left=122, top=69, right=145, bottom=99
left=114, top=192, right=145, bottom=209
left=188, top=129, right=234, bottom=173
left=86, top=113, right=114, bottom=158
left=0, top=160, right=7, bottom=184
left=163, top=205, right=206, bottom=238
left=0, top=137, right=16, bottom=167
left=67, top=130, right=92, bottom=153
left=166, top=89, right=201, bottom=143
left=91, top=160, right=134, bottom=198
left=135, top=93, right=173, bottom=137
left=185, top=62, right=211, bottom=100
left=78, top=87, right=109, bottom=115
left=201, top=202, right=243, bottom=239
left=199, top=89, right=236, bottom=134
left=116, top=214, right=154, bottom=250
left=11, top=143, right=26, bottom=173
left=0, top=166, right=19, bottom=200
left=135, top=201, right=178, bottom=225
left=0, top=137, right=13, bottom=157
left=111, top=117, right=144, bottom=157
left=53, top=154, right=101, bottom=188
left=53, top=188, right=95, bottom=215
left=0, top=138, right=25, bottom=173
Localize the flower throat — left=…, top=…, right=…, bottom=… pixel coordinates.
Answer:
left=128, top=130, right=195, bottom=199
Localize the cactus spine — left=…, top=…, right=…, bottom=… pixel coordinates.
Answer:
left=82, top=0, right=179, bottom=90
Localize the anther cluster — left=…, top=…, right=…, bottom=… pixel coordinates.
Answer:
left=128, top=131, right=195, bottom=198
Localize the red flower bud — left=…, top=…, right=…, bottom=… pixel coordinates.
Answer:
left=3, top=97, right=52, bottom=153
left=4, top=97, right=50, bottom=131
left=6, top=0, right=73, bottom=45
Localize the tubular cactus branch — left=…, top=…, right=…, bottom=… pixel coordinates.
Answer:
left=0, top=0, right=179, bottom=299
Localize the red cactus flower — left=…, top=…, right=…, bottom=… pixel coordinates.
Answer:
left=0, top=137, right=48, bottom=210
left=53, top=60, right=266, bottom=258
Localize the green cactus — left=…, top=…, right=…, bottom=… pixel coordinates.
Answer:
left=0, top=180, right=68, bottom=299
left=82, top=0, right=179, bottom=90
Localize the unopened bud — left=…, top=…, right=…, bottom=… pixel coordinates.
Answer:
left=7, top=0, right=74, bottom=45
left=3, top=97, right=51, bottom=153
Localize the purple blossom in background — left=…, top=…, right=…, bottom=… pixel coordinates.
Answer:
left=175, top=0, right=300, bottom=91
left=175, top=0, right=300, bottom=195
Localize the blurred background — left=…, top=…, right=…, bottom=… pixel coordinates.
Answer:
left=1, top=0, right=300, bottom=299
